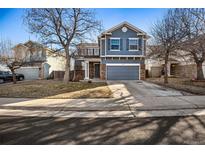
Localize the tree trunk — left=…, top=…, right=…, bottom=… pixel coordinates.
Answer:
left=11, top=70, right=17, bottom=84
left=164, top=52, right=169, bottom=84
left=72, top=69, right=76, bottom=82
left=196, top=62, right=204, bottom=80
left=63, top=48, right=70, bottom=83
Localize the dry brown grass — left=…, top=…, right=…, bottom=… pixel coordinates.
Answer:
left=146, top=77, right=205, bottom=95
left=0, top=80, right=113, bottom=99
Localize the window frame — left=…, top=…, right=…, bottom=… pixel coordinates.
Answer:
left=110, top=38, right=121, bottom=51
left=93, top=48, right=99, bottom=56
left=128, top=38, right=139, bottom=51
left=87, top=48, right=94, bottom=56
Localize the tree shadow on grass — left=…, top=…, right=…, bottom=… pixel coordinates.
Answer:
left=0, top=80, right=112, bottom=99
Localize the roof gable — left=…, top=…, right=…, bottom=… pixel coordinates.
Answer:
left=100, top=21, right=148, bottom=37
left=12, top=43, right=29, bottom=50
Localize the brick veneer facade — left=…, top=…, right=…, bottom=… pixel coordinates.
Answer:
left=89, top=62, right=95, bottom=79
left=140, top=64, right=146, bottom=80
left=175, top=64, right=197, bottom=79
left=100, top=64, right=106, bottom=80
left=72, top=70, right=85, bottom=81
left=149, top=64, right=198, bottom=79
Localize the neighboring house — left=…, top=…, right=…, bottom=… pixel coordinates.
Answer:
left=147, top=59, right=205, bottom=79
left=0, top=64, right=9, bottom=71
left=146, top=48, right=205, bottom=79
left=73, top=21, right=150, bottom=80
left=12, top=40, right=66, bottom=80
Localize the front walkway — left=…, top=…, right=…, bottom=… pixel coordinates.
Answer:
left=0, top=81, right=205, bottom=118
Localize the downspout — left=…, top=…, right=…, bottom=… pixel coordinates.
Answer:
left=105, top=34, right=106, bottom=57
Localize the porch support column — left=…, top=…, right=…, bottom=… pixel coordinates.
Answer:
left=84, top=60, right=89, bottom=80
left=168, top=62, right=171, bottom=76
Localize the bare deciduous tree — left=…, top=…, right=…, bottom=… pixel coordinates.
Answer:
left=176, top=8, right=205, bottom=80
left=150, top=9, right=187, bottom=83
left=23, top=8, right=102, bottom=83
left=0, top=38, right=25, bottom=84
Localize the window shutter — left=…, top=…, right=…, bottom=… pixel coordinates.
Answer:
left=107, top=39, right=110, bottom=51
left=139, top=38, right=142, bottom=51
left=120, top=38, right=123, bottom=51
left=127, top=39, right=129, bottom=50
left=144, top=39, right=146, bottom=55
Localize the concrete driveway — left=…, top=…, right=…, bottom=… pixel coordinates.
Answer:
left=107, top=80, right=205, bottom=114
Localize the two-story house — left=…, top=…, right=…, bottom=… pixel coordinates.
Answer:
left=74, top=21, right=150, bottom=80
left=12, top=40, right=66, bottom=80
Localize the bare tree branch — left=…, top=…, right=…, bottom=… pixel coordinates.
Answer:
left=0, top=38, right=27, bottom=84
left=23, top=8, right=102, bottom=83
left=150, top=9, right=187, bottom=83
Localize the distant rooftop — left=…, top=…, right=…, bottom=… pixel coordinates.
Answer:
left=77, top=43, right=99, bottom=47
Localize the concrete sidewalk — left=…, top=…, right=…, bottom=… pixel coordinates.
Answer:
left=0, top=96, right=205, bottom=118
left=0, top=97, right=134, bottom=117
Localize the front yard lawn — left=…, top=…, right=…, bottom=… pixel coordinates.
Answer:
left=146, top=77, right=205, bottom=95
left=0, top=80, right=113, bottom=99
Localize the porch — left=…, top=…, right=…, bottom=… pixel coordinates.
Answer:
left=84, top=60, right=101, bottom=80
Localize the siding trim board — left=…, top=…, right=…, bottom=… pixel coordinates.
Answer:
left=106, top=63, right=141, bottom=80
left=101, top=55, right=145, bottom=57
left=106, top=63, right=140, bottom=66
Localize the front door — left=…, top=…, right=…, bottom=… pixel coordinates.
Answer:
left=94, top=64, right=100, bottom=78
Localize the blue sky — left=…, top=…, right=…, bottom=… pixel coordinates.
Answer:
left=0, top=8, right=167, bottom=44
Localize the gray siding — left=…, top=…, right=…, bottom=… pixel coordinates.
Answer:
left=106, top=38, right=143, bottom=55
left=101, top=40, right=105, bottom=55
left=104, top=27, right=144, bottom=55
left=111, top=28, right=138, bottom=38
left=101, top=58, right=144, bottom=64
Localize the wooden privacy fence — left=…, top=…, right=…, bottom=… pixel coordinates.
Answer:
left=50, top=70, right=84, bottom=81
left=50, top=71, right=65, bottom=80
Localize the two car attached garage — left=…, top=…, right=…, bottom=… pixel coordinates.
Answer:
left=106, top=64, right=140, bottom=80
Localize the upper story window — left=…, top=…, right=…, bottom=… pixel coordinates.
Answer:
left=79, top=49, right=86, bottom=55
left=83, top=49, right=87, bottom=55
left=87, top=48, right=93, bottom=55
left=110, top=38, right=120, bottom=51
left=129, top=38, right=138, bottom=51
left=94, top=48, right=99, bottom=56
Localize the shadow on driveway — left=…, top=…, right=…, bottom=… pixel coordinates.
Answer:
left=0, top=115, right=205, bottom=144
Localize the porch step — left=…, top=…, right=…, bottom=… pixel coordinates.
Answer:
left=80, top=79, right=104, bottom=83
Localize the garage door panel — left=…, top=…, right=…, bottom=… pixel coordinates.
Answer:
left=107, top=65, right=139, bottom=80
left=16, top=67, right=39, bottom=80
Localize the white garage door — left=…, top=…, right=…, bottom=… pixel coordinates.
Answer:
left=16, top=67, right=40, bottom=80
